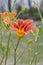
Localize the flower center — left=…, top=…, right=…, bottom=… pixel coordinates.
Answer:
left=16, top=28, right=24, bottom=37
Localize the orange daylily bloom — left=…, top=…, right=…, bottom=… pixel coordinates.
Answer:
left=2, top=12, right=17, bottom=18
left=1, top=12, right=10, bottom=24
left=13, top=17, right=16, bottom=21
left=3, top=18, right=10, bottom=24
left=9, top=19, right=37, bottom=37
left=2, top=12, right=10, bottom=18
left=11, top=12, right=17, bottom=17
left=1, top=12, right=17, bottom=24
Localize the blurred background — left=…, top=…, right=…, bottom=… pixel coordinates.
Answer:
left=0, top=1, right=43, bottom=65
left=0, top=0, right=43, bottom=20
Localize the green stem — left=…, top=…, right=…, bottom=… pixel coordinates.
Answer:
left=0, top=29, right=6, bottom=65
left=4, top=32, right=11, bottom=65
left=17, top=46, right=28, bottom=63
left=14, top=48, right=16, bottom=65
left=0, top=33, right=2, bottom=47
left=37, top=7, right=42, bottom=21
left=29, top=41, right=39, bottom=65
left=0, top=26, right=3, bottom=47
left=28, top=49, right=31, bottom=65
left=35, top=55, right=37, bottom=65
left=29, top=54, right=35, bottom=65
left=16, top=11, right=22, bottom=19
left=14, top=37, right=21, bottom=65
left=0, top=28, right=4, bottom=65
left=16, top=42, right=31, bottom=64
left=11, top=0, right=16, bottom=11
left=34, top=42, right=39, bottom=65
left=5, top=0, right=8, bottom=6
left=33, top=0, right=42, bottom=21
left=0, top=55, right=4, bottom=65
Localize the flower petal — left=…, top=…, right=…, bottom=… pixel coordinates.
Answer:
left=18, top=19, right=24, bottom=26
left=24, top=19, right=33, bottom=29
left=25, top=25, right=37, bottom=32
left=11, top=12, right=17, bottom=17
left=2, top=12, right=9, bottom=17
left=24, top=32, right=28, bottom=35
left=9, top=21, right=19, bottom=29
left=9, top=26, right=15, bottom=32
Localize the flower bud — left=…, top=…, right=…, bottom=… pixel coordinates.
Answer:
left=21, top=7, right=26, bottom=12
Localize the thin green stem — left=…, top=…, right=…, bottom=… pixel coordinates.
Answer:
left=29, top=54, right=35, bottom=65
left=16, top=42, right=31, bottom=64
left=29, top=42, right=39, bottom=65
left=28, top=49, right=31, bottom=65
left=11, top=0, right=16, bottom=11
left=0, top=55, right=4, bottom=65
left=35, top=55, right=37, bottom=65
left=0, top=26, right=3, bottom=47
left=37, top=7, right=42, bottom=21
left=17, top=46, right=28, bottom=63
left=0, top=33, right=3, bottom=47
left=16, top=11, right=22, bottom=19
left=0, top=29, right=6, bottom=65
left=33, top=0, right=42, bottom=21
left=14, top=37, right=21, bottom=65
left=34, top=42, right=39, bottom=65
left=4, top=32, right=11, bottom=65
left=5, top=0, right=8, bottom=6
left=14, top=48, right=16, bottom=65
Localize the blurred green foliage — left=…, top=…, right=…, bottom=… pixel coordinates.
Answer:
left=17, top=7, right=43, bottom=20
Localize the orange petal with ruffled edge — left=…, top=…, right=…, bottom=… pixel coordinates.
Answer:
left=24, top=19, right=33, bottom=29
left=12, top=12, right=17, bottom=17
left=2, top=12, right=9, bottom=18
left=9, top=21, right=19, bottom=29
left=25, top=25, right=37, bottom=32
left=18, top=19, right=24, bottom=26
left=19, top=19, right=33, bottom=29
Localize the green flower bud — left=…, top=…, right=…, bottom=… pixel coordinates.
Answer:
left=30, top=30, right=35, bottom=36
left=21, top=7, right=26, bottom=12
left=28, top=39, right=33, bottom=45
left=33, top=1, right=37, bottom=5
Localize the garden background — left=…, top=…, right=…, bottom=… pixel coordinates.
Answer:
left=0, top=0, right=43, bottom=65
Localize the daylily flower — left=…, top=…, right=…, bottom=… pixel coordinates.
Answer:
left=2, top=12, right=10, bottom=18
left=9, top=19, right=37, bottom=37
left=11, top=12, right=17, bottom=17
left=2, top=12, right=17, bottom=18
left=1, top=12, right=17, bottom=24
left=1, top=12, right=10, bottom=24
